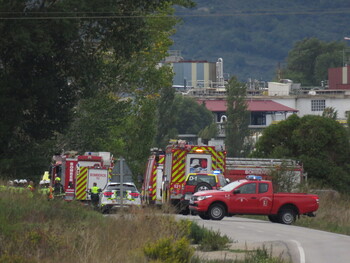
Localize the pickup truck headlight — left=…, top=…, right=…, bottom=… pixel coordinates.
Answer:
left=197, top=195, right=212, bottom=201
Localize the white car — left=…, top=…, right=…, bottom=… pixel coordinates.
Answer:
left=99, top=182, right=141, bottom=213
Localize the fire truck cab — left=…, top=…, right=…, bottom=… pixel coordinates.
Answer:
left=143, top=140, right=226, bottom=212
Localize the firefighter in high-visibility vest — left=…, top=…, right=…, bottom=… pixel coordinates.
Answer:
left=53, top=177, right=65, bottom=199
left=39, top=180, right=53, bottom=200
left=89, top=182, right=102, bottom=208
left=27, top=180, right=35, bottom=198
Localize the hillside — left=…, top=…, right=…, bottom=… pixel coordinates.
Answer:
left=172, top=0, right=350, bottom=81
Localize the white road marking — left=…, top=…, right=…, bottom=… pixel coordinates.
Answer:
left=291, top=239, right=305, bottom=263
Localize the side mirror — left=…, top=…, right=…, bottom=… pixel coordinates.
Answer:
left=233, top=189, right=240, bottom=194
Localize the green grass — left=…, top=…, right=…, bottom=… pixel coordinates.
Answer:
left=0, top=188, right=292, bottom=263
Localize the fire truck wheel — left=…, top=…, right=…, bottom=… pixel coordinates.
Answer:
left=198, top=213, right=211, bottom=220
left=209, top=203, right=225, bottom=220
left=278, top=208, right=296, bottom=225
left=195, top=182, right=212, bottom=192
left=268, top=215, right=279, bottom=223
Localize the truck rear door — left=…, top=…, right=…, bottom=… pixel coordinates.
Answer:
left=256, top=182, right=273, bottom=214
left=87, top=168, right=108, bottom=198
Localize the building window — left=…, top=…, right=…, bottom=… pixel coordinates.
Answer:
left=251, top=112, right=266, bottom=125
left=311, top=100, right=325, bottom=111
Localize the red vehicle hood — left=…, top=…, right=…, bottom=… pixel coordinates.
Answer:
left=193, top=189, right=226, bottom=196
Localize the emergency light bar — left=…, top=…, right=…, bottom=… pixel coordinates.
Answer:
left=246, top=175, right=262, bottom=181
left=213, top=170, right=221, bottom=174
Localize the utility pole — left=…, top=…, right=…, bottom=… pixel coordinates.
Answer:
left=118, top=157, right=124, bottom=208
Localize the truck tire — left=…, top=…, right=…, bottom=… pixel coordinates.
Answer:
left=268, top=215, right=279, bottom=223
left=208, top=203, right=225, bottom=220
left=195, top=182, right=212, bottom=192
left=278, top=209, right=296, bottom=225
left=198, top=213, right=211, bottom=220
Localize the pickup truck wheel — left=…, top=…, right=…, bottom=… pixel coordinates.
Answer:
left=209, top=203, right=225, bottom=220
left=268, top=215, right=279, bottom=223
left=195, top=182, right=212, bottom=192
left=198, top=213, right=210, bottom=220
left=278, top=209, right=296, bottom=225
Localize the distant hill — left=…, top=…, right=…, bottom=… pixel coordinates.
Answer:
left=172, top=0, right=350, bottom=81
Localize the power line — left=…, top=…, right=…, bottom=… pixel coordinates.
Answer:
left=1, top=8, right=350, bottom=20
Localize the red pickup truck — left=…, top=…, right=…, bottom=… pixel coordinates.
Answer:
left=189, top=175, right=319, bottom=224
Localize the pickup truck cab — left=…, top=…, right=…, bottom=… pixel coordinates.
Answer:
left=189, top=175, right=319, bottom=224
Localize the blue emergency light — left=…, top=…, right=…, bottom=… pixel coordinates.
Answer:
left=213, top=170, right=221, bottom=174
left=246, top=175, right=262, bottom=181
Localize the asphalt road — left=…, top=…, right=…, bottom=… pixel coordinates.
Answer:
left=176, top=215, right=350, bottom=263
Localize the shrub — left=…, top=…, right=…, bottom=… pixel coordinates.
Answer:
left=144, top=237, right=194, bottom=263
left=189, top=221, right=231, bottom=251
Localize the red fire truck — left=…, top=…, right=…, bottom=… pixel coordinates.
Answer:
left=50, top=152, right=114, bottom=201
left=141, top=150, right=165, bottom=205
left=225, top=158, right=305, bottom=185
left=142, top=140, right=226, bottom=212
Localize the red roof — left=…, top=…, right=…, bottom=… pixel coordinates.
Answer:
left=197, top=99, right=298, bottom=112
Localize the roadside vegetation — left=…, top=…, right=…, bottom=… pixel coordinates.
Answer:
left=0, top=189, right=288, bottom=263
left=242, top=189, right=350, bottom=236
left=295, top=190, right=350, bottom=235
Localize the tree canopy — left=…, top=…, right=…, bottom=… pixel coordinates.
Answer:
left=225, top=77, right=250, bottom=157
left=252, top=114, right=350, bottom=192
left=172, top=0, right=350, bottom=81
left=283, top=38, right=345, bottom=86
left=155, top=93, right=215, bottom=149
left=0, top=0, right=195, bottom=179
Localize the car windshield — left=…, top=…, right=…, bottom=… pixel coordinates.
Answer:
left=186, top=174, right=216, bottom=186
left=220, top=180, right=244, bottom=191
left=218, top=175, right=227, bottom=186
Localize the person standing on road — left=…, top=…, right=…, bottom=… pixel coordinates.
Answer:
left=89, top=183, right=102, bottom=208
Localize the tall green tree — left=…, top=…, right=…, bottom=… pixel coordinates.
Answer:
left=0, top=0, right=195, bottom=179
left=225, top=77, right=250, bottom=157
left=252, top=115, right=350, bottom=192
left=322, top=107, right=338, bottom=119
left=173, top=95, right=213, bottom=135
left=155, top=85, right=177, bottom=148
left=283, top=38, right=345, bottom=86
left=155, top=94, right=215, bottom=149
left=59, top=92, right=130, bottom=154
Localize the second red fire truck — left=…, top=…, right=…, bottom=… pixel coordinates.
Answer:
left=142, top=140, right=226, bottom=212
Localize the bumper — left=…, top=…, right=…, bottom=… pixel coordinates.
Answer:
left=189, top=201, right=208, bottom=212
left=100, top=198, right=141, bottom=208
